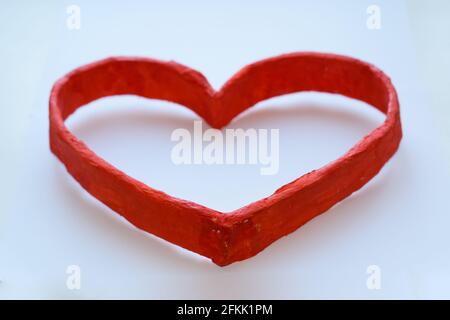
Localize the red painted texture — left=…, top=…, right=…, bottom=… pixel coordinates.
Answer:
left=49, top=53, right=402, bottom=266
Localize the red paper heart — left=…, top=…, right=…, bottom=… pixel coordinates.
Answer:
left=50, top=52, right=402, bottom=266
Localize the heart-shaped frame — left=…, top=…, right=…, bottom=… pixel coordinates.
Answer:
left=49, top=52, right=402, bottom=266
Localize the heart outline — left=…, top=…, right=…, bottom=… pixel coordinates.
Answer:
left=49, top=52, right=402, bottom=266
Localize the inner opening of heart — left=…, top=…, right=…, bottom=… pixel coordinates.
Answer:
left=66, top=92, right=384, bottom=213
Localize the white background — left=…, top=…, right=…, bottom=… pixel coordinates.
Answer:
left=1, top=0, right=450, bottom=299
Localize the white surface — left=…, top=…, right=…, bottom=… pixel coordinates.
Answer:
left=408, top=0, right=450, bottom=162
left=1, top=0, right=450, bottom=299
